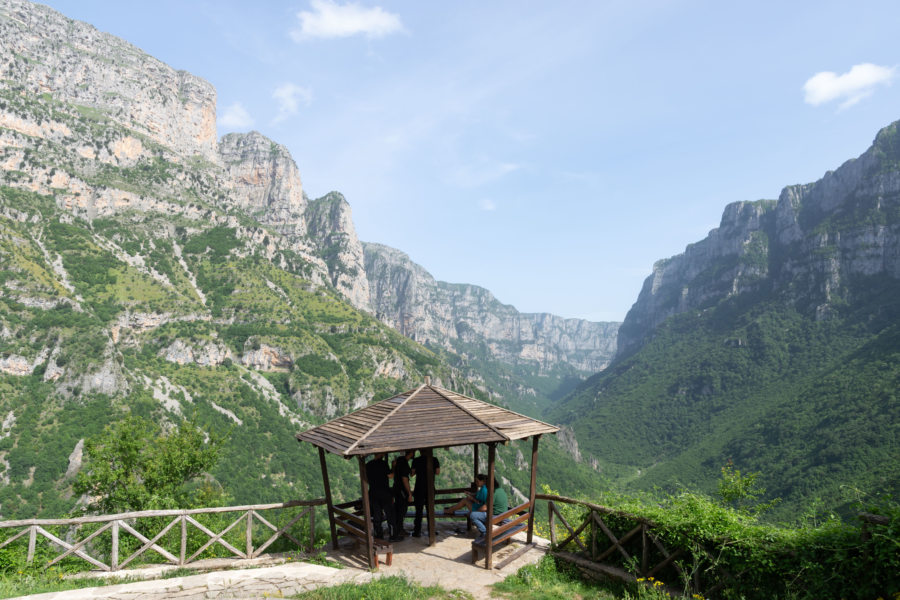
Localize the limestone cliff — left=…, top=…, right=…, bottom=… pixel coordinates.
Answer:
left=617, top=120, right=900, bottom=357
left=0, top=1, right=373, bottom=313
left=218, top=132, right=309, bottom=241
left=0, top=0, right=217, bottom=160
left=364, top=242, right=619, bottom=373
left=306, top=192, right=371, bottom=312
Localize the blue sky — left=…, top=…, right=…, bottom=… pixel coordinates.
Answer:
left=41, top=0, right=900, bottom=322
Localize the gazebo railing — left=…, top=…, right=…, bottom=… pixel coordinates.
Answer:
left=0, top=499, right=325, bottom=573
left=333, top=485, right=475, bottom=546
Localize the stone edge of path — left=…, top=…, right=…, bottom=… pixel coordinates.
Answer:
left=10, top=562, right=374, bottom=600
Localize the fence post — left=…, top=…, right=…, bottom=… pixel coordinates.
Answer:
left=180, top=514, right=187, bottom=566
left=548, top=502, right=556, bottom=546
left=111, top=521, right=119, bottom=571
left=641, top=522, right=648, bottom=576
left=308, top=506, right=316, bottom=553
left=246, top=511, right=253, bottom=559
left=27, top=526, right=36, bottom=564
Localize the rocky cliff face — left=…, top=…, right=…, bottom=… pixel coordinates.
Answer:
left=218, top=132, right=309, bottom=240
left=306, top=192, right=371, bottom=312
left=364, top=242, right=619, bottom=372
left=0, top=0, right=217, bottom=161
left=617, top=120, right=900, bottom=357
left=0, top=0, right=373, bottom=313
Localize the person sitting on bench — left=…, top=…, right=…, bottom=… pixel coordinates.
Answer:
left=470, top=476, right=508, bottom=544
left=442, top=473, right=488, bottom=517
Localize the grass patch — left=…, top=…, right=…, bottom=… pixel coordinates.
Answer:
left=290, top=575, right=472, bottom=600
left=493, top=555, right=621, bottom=600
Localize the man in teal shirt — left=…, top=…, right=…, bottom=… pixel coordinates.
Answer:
left=470, top=477, right=508, bottom=544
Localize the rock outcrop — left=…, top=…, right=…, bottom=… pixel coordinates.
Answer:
left=0, top=0, right=217, bottom=160
left=364, top=242, right=619, bottom=372
left=218, top=132, right=309, bottom=241
left=306, top=192, right=371, bottom=311
left=617, top=120, right=900, bottom=357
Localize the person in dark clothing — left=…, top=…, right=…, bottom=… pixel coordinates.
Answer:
left=365, top=453, right=393, bottom=539
left=391, top=449, right=415, bottom=541
left=410, top=450, right=440, bottom=537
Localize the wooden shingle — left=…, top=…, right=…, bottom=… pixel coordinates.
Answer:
left=295, top=383, right=558, bottom=456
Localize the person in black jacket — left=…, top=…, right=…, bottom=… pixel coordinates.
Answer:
left=391, top=449, right=415, bottom=540
left=365, top=453, right=393, bottom=539
left=410, top=450, right=440, bottom=537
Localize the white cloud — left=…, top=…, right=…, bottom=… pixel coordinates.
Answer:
left=291, top=0, right=404, bottom=41
left=803, top=63, right=896, bottom=109
left=479, top=198, right=497, bottom=211
left=272, top=83, right=312, bottom=123
left=218, top=102, right=254, bottom=129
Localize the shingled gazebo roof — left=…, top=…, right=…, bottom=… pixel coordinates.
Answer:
left=295, top=383, right=559, bottom=456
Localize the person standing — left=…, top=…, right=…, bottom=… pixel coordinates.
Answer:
left=364, top=453, right=393, bottom=540
left=410, top=449, right=440, bottom=537
left=391, top=449, right=415, bottom=541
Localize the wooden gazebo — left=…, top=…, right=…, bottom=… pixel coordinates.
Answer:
left=295, top=379, right=559, bottom=569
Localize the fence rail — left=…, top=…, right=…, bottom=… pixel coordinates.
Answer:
left=0, top=499, right=326, bottom=572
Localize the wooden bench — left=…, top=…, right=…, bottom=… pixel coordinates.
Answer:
left=470, top=501, right=531, bottom=565
left=404, top=508, right=471, bottom=520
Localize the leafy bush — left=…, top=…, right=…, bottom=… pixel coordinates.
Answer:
left=73, top=416, right=226, bottom=513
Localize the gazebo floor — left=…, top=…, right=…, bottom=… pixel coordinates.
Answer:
left=324, top=520, right=550, bottom=597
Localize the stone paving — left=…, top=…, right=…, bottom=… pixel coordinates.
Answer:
left=13, top=522, right=549, bottom=600
left=324, top=521, right=550, bottom=598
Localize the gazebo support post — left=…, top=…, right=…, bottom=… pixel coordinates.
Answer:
left=527, top=435, right=541, bottom=544
left=318, top=447, right=339, bottom=550
left=357, top=455, right=376, bottom=569
left=473, top=443, right=479, bottom=483
left=485, top=442, right=496, bottom=569
left=425, top=447, right=436, bottom=545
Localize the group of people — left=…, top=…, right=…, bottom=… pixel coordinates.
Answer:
left=365, top=450, right=508, bottom=545
left=364, top=449, right=440, bottom=542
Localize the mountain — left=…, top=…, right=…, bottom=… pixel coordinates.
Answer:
left=0, top=0, right=614, bottom=518
left=547, top=121, right=900, bottom=519
left=364, top=242, right=619, bottom=415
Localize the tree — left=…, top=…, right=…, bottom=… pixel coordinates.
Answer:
left=717, top=460, right=779, bottom=515
left=73, top=416, right=226, bottom=513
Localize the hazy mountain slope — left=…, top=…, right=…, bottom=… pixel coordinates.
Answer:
left=548, top=121, right=900, bottom=520
left=364, top=241, right=619, bottom=415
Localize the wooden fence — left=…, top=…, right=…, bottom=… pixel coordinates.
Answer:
left=537, top=493, right=738, bottom=597
left=0, top=499, right=326, bottom=573
left=537, top=494, right=892, bottom=599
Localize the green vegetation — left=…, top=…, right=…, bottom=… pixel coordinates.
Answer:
left=74, top=417, right=226, bottom=512
left=548, top=278, right=900, bottom=522
left=290, top=575, right=472, bottom=600
left=494, top=555, right=622, bottom=599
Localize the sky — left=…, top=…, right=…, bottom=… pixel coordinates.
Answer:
left=39, top=0, right=900, bottom=322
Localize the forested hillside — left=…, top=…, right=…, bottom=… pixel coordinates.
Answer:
left=549, top=121, right=900, bottom=520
